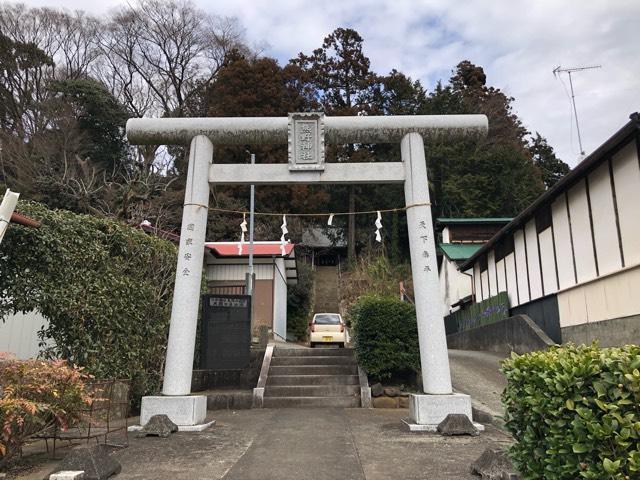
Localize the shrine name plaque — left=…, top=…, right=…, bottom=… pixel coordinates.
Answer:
left=288, top=112, right=325, bottom=171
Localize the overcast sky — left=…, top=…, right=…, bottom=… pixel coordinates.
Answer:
left=19, top=0, right=640, bottom=167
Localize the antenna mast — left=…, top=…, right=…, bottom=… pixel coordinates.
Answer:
left=553, top=64, right=601, bottom=156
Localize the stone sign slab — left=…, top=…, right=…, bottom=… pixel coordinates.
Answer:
left=288, top=112, right=325, bottom=171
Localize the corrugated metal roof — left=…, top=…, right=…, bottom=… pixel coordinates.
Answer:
left=439, top=243, right=484, bottom=261
left=205, top=242, right=295, bottom=257
left=460, top=112, right=640, bottom=271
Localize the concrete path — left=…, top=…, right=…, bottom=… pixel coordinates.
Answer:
left=107, top=408, right=512, bottom=480
left=223, top=409, right=364, bottom=480
left=448, top=349, right=508, bottom=418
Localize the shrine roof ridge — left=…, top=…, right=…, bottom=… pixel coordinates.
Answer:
left=126, top=114, right=488, bottom=146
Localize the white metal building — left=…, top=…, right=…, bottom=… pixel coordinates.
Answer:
left=204, top=241, right=298, bottom=341
left=461, top=113, right=640, bottom=345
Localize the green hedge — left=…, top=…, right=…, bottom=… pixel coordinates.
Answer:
left=350, top=295, right=419, bottom=380
left=502, top=344, right=640, bottom=479
left=0, top=201, right=177, bottom=405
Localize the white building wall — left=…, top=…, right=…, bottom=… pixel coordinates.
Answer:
left=496, top=259, right=506, bottom=295
left=589, top=162, right=622, bottom=275
left=272, top=257, right=288, bottom=340
left=558, top=264, right=640, bottom=328
left=612, top=142, right=640, bottom=266
left=0, top=311, right=49, bottom=359
left=474, top=263, right=482, bottom=301
left=551, top=196, right=576, bottom=290
left=514, top=229, right=529, bottom=305
left=440, top=258, right=474, bottom=314
left=488, top=251, right=498, bottom=297
left=539, top=228, right=558, bottom=294
left=480, top=270, right=489, bottom=302
left=467, top=134, right=640, bottom=338
left=567, top=180, right=598, bottom=283
left=524, top=220, right=543, bottom=300
left=505, top=253, right=518, bottom=307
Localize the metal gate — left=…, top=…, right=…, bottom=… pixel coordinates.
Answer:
left=200, top=294, right=251, bottom=370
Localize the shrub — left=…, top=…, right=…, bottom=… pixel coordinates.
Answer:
left=339, top=253, right=412, bottom=315
left=350, top=295, right=419, bottom=380
left=0, top=356, right=92, bottom=468
left=287, top=261, right=314, bottom=341
left=502, top=344, right=640, bottom=479
left=0, top=201, right=177, bottom=405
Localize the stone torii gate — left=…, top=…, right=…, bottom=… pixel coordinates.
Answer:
left=126, top=113, right=487, bottom=430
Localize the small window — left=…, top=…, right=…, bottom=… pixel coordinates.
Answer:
left=495, top=236, right=515, bottom=261
left=535, top=205, right=552, bottom=233
left=479, top=255, right=488, bottom=272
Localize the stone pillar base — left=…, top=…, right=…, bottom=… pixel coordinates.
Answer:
left=403, top=393, right=484, bottom=432
left=140, top=395, right=207, bottom=426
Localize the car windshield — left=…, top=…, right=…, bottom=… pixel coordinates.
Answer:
left=314, top=314, right=341, bottom=325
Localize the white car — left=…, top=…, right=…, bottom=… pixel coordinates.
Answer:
left=309, top=313, right=346, bottom=348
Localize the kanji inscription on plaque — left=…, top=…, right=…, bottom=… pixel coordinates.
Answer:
left=288, top=112, right=325, bottom=171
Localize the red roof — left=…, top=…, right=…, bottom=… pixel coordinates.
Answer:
left=205, top=242, right=294, bottom=257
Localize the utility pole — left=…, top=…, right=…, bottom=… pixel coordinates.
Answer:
left=248, top=152, right=255, bottom=294
left=245, top=151, right=256, bottom=339
left=553, top=64, right=601, bottom=156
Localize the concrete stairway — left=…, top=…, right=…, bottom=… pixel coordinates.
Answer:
left=313, top=266, right=340, bottom=313
left=263, top=347, right=361, bottom=408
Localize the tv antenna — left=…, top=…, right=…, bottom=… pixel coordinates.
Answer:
left=553, top=64, right=601, bottom=156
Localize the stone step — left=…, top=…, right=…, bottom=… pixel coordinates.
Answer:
left=262, top=396, right=361, bottom=408
left=270, top=355, right=356, bottom=366
left=275, top=348, right=354, bottom=357
left=264, top=385, right=360, bottom=397
left=267, top=375, right=360, bottom=386
left=269, top=365, right=358, bottom=376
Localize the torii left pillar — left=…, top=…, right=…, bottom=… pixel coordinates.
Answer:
left=139, top=135, right=213, bottom=429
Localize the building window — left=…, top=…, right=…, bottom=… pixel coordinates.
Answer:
left=479, top=255, right=488, bottom=272
left=535, top=205, right=553, bottom=233
left=495, top=236, right=515, bottom=262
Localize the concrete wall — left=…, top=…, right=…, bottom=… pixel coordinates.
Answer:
left=0, top=310, right=49, bottom=359
left=447, top=314, right=555, bottom=355
left=561, top=314, right=640, bottom=347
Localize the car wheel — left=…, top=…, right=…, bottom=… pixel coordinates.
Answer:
left=310, top=342, right=315, bottom=348
left=339, top=342, right=345, bottom=348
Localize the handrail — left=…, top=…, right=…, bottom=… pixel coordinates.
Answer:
left=252, top=344, right=274, bottom=408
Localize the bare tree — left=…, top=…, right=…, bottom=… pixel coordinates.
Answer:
left=98, top=0, right=246, bottom=118
left=0, top=4, right=102, bottom=79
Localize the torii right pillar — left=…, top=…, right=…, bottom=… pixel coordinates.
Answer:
left=401, top=132, right=482, bottom=431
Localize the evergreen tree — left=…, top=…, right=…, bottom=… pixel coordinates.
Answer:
left=292, top=28, right=381, bottom=262
left=528, top=132, right=570, bottom=188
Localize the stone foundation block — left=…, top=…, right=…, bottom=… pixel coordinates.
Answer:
left=409, top=393, right=473, bottom=426
left=140, top=395, right=207, bottom=426
left=50, top=472, right=85, bottom=480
